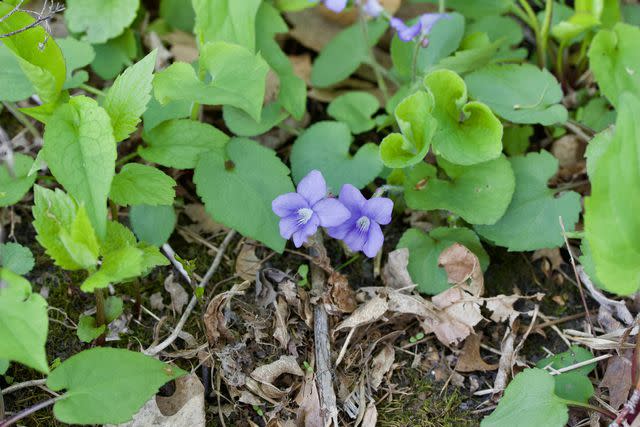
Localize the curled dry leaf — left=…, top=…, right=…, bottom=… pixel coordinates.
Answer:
left=370, top=345, right=395, bottom=390
left=600, top=352, right=633, bottom=409
left=149, top=292, right=164, bottom=311
left=425, top=287, right=484, bottom=345
left=328, top=271, right=357, bottom=313
left=235, top=242, right=262, bottom=281
left=273, top=296, right=291, bottom=349
left=164, top=273, right=188, bottom=314
left=295, top=371, right=323, bottom=427
left=204, top=281, right=251, bottom=346
left=438, top=243, right=484, bottom=296
left=335, top=296, right=388, bottom=331
left=361, top=400, right=378, bottom=427
left=251, top=355, right=305, bottom=385
left=455, top=334, right=498, bottom=373
left=382, top=248, right=417, bottom=290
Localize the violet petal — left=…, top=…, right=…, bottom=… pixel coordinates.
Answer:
left=363, top=222, right=383, bottom=258
left=326, top=218, right=355, bottom=240
left=292, top=214, right=320, bottom=247
left=279, top=215, right=300, bottom=240
left=323, top=0, right=348, bottom=12
left=343, top=228, right=367, bottom=252
left=297, top=170, right=327, bottom=206
left=338, top=184, right=367, bottom=213
left=313, top=198, right=351, bottom=227
left=362, top=197, right=393, bottom=225
left=272, top=192, right=308, bottom=217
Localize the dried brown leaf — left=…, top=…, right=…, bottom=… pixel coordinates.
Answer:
left=235, top=242, right=262, bottom=281
left=361, top=400, right=378, bottom=427
left=455, top=334, right=498, bottom=373
left=183, top=203, right=227, bottom=234
left=204, top=281, right=250, bottom=346
left=328, top=272, right=357, bottom=313
left=251, top=355, right=305, bottom=385
left=296, top=372, right=323, bottom=427
left=370, top=345, right=395, bottom=390
left=335, top=296, right=388, bottom=331
left=426, top=287, right=484, bottom=345
left=532, top=248, right=564, bottom=271
left=382, top=248, right=417, bottom=290
left=273, top=296, right=291, bottom=349
left=164, top=273, right=188, bottom=314
left=600, top=353, right=632, bottom=409
left=438, top=243, right=484, bottom=296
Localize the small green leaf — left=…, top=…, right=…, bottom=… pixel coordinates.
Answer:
left=576, top=97, right=616, bottom=132
left=0, top=45, right=34, bottom=102
left=0, top=359, right=9, bottom=375
left=110, top=164, right=176, bottom=206
left=58, top=206, right=101, bottom=270
left=397, top=227, right=489, bottom=295
left=194, top=138, right=294, bottom=252
left=76, top=315, right=105, bottom=343
left=57, top=37, right=95, bottom=89
left=327, top=92, right=380, bottom=134
left=481, top=369, right=569, bottom=427
left=65, top=0, right=140, bottom=44
left=424, top=69, right=503, bottom=165
left=130, top=204, right=177, bottom=247
left=160, top=0, right=195, bottom=32
left=467, top=15, right=523, bottom=47
left=81, top=245, right=144, bottom=292
left=434, top=37, right=503, bottom=76
left=105, top=296, right=124, bottom=323
left=290, top=121, right=383, bottom=193
left=465, top=64, right=568, bottom=125
left=142, top=97, right=192, bottom=132
left=405, top=156, right=515, bottom=225
left=90, top=29, right=138, bottom=80
left=536, top=346, right=596, bottom=376
left=223, top=102, right=288, bottom=137
left=0, top=242, right=35, bottom=275
left=476, top=151, right=582, bottom=251
left=0, top=153, right=37, bottom=207
left=103, top=50, right=158, bottom=142
left=535, top=345, right=596, bottom=403
left=503, top=125, right=533, bottom=156
left=552, top=372, right=594, bottom=403
left=193, top=0, right=262, bottom=51
left=43, top=96, right=117, bottom=239
left=47, top=347, right=186, bottom=425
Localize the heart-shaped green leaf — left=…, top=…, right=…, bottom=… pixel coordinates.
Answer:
left=290, top=121, right=383, bottom=193
left=57, top=37, right=95, bottom=90
left=380, top=91, right=437, bottom=168
left=424, top=69, right=503, bottom=165
left=0, top=243, right=34, bottom=275
left=223, top=102, right=288, bottom=137
left=327, top=92, right=380, bottom=134
left=405, top=155, right=515, bottom=225
left=65, top=0, right=140, bottom=44
left=536, top=345, right=595, bottom=403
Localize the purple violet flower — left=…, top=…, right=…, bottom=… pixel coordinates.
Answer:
left=391, top=13, right=449, bottom=44
left=321, top=0, right=348, bottom=12
left=272, top=170, right=350, bottom=248
left=327, top=184, right=393, bottom=258
left=362, top=0, right=384, bottom=17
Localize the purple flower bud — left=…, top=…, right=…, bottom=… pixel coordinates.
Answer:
left=272, top=170, right=350, bottom=248
left=362, top=0, right=384, bottom=17
left=326, top=184, right=393, bottom=258
left=391, top=13, right=449, bottom=43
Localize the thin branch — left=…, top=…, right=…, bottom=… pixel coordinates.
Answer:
left=0, top=397, right=59, bottom=427
left=1, top=379, right=47, bottom=395
left=0, top=2, right=64, bottom=39
left=0, top=0, right=23, bottom=24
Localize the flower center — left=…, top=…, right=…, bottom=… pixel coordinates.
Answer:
left=356, top=216, right=371, bottom=232
left=296, top=208, right=314, bottom=225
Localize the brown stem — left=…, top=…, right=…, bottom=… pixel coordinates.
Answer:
left=94, top=289, right=106, bottom=345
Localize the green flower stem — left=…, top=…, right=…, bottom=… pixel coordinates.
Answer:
left=116, top=151, right=139, bottom=167
left=79, top=83, right=105, bottom=97
left=358, top=10, right=389, bottom=102
left=438, top=0, right=446, bottom=13
left=2, top=101, right=41, bottom=140
left=411, top=35, right=424, bottom=84
left=538, top=0, right=554, bottom=68
left=190, top=67, right=208, bottom=121
left=555, top=41, right=567, bottom=85
left=335, top=254, right=360, bottom=271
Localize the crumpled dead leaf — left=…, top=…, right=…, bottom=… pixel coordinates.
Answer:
left=296, top=371, right=323, bottom=427
left=235, top=242, right=262, bottom=281
left=361, top=400, right=378, bottom=427
left=532, top=248, right=563, bottom=271
left=600, top=352, right=633, bottom=409
left=370, top=345, right=395, bottom=389
left=382, top=248, right=417, bottom=290
left=425, top=287, right=484, bottom=345
left=162, top=30, right=199, bottom=63
left=164, top=273, right=188, bottom=314
left=335, top=296, right=388, bottom=331
left=204, top=281, right=250, bottom=346
left=150, top=292, right=164, bottom=311
left=455, top=334, right=498, bottom=372
left=327, top=272, right=357, bottom=314
left=273, top=296, right=290, bottom=349
left=251, top=355, right=305, bottom=385
left=438, top=243, right=484, bottom=296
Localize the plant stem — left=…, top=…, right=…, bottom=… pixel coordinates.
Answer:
left=563, top=400, right=616, bottom=420
left=190, top=68, right=207, bottom=121
left=358, top=10, right=389, bottom=102
left=538, top=0, right=553, bottom=69
left=0, top=397, right=59, bottom=427
left=79, top=83, right=105, bottom=97
left=116, top=151, right=139, bottom=167
left=438, top=0, right=446, bottom=13
left=109, top=200, right=118, bottom=221
left=555, top=41, right=567, bottom=86
left=410, top=36, right=424, bottom=84
left=2, top=102, right=41, bottom=140
left=95, top=289, right=106, bottom=328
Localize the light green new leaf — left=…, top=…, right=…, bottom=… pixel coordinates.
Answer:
left=380, top=91, right=437, bottom=168
left=0, top=270, right=49, bottom=373
left=129, top=204, right=177, bottom=247
left=405, top=156, right=515, bottom=225
left=43, top=96, right=117, bottom=239
left=57, top=206, right=100, bottom=270
left=481, top=369, right=568, bottom=427
left=65, top=0, right=140, bottom=44
left=76, top=315, right=105, bottom=343
left=140, top=119, right=229, bottom=169
left=194, top=138, right=294, bottom=252
left=584, top=93, right=640, bottom=295
left=0, top=45, right=34, bottom=102
left=47, top=347, right=186, bottom=425
left=327, top=92, right=380, bottom=134
left=397, top=227, right=489, bottom=295
left=192, top=0, right=261, bottom=50
left=424, top=69, right=503, bottom=165
left=81, top=245, right=144, bottom=292
left=585, top=127, right=614, bottom=178
left=588, top=23, right=640, bottom=107
left=0, top=242, right=35, bottom=275
left=57, top=37, right=95, bottom=89
left=466, top=64, right=568, bottom=125
left=103, top=50, right=158, bottom=142
left=91, top=29, right=138, bottom=80
left=311, top=19, right=388, bottom=88
left=290, top=121, right=383, bottom=193
left=0, top=153, right=37, bottom=207
left=223, top=102, right=288, bottom=137
left=434, top=37, right=503, bottom=76
left=110, top=164, right=175, bottom=207
left=153, top=42, right=269, bottom=121
left=142, top=96, right=192, bottom=132
left=476, top=151, right=582, bottom=251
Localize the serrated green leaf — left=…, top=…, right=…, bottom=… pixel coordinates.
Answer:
left=47, top=347, right=186, bottom=425
left=57, top=37, right=95, bottom=89
left=42, top=96, right=117, bottom=239
left=290, top=121, right=383, bottom=193
left=103, top=50, right=158, bottom=142
left=194, top=138, right=294, bottom=252
left=140, top=119, right=229, bottom=169
left=424, top=69, right=503, bottom=165
left=476, top=151, right=582, bottom=251
left=311, top=18, right=388, bottom=88
left=153, top=42, right=269, bottom=121
left=138, top=243, right=170, bottom=275
left=102, top=220, right=137, bottom=255
left=110, top=164, right=176, bottom=206
left=193, top=0, right=261, bottom=50
left=90, top=29, right=137, bottom=80
left=65, top=0, right=140, bottom=44
left=81, top=245, right=144, bottom=292
left=380, top=91, right=437, bottom=168
left=76, top=315, right=105, bottom=343
left=327, top=92, right=380, bottom=134
left=481, top=369, right=568, bottom=427
left=588, top=23, right=640, bottom=107
left=0, top=153, right=37, bottom=207
left=397, top=227, right=489, bottom=295
left=584, top=93, right=640, bottom=295
left=57, top=206, right=100, bottom=270
left=405, top=156, right=515, bottom=225
left=0, top=242, right=35, bottom=275
left=465, top=64, right=568, bottom=125
left=223, top=102, right=288, bottom=137
left=129, top=204, right=176, bottom=247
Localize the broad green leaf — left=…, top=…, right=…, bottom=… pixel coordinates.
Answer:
left=327, top=92, right=380, bottom=134
left=552, top=372, right=594, bottom=403
left=624, top=4, right=640, bottom=25
left=47, top=347, right=186, bottom=425
left=102, top=220, right=137, bottom=255
left=405, top=156, right=515, bottom=225
left=140, top=119, right=229, bottom=169
left=576, top=97, right=616, bottom=132
left=380, top=91, right=437, bottom=168
left=103, top=50, right=158, bottom=142
left=503, top=125, right=533, bottom=156
left=139, top=243, right=170, bottom=275
left=105, top=296, right=124, bottom=323
left=584, top=93, right=640, bottom=295
left=0, top=359, right=8, bottom=375
left=192, top=0, right=261, bottom=50
left=91, top=29, right=137, bottom=80
left=434, top=37, right=503, bottom=76
left=424, top=69, right=503, bottom=165
left=0, top=153, right=37, bottom=207
left=273, top=0, right=316, bottom=11
left=0, top=3, right=66, bottom=103
left=160, top=0, right=195, bottom=32
left=588, top=23, right=640, bottom=107
left=223, top=102, right=288, bottom=137
left=194, top=138, right=294, bottom=252
left=536, top=345, right=596, bottom=376
left=65, top=0, right=140, bottom=44
left=290, top=121, right=383, bottom=193
left=57, top=37, right=95, bottom=89
left=311, top=18, right=388, bottom=88
left=467, top=15, right=523, bottom=47
left=142, top=96, right=192, bottom=132
left=81, top=245, right=144, bottom=291
left=42, top=96, right=117, bottom=238
left=0, top=242, right=34, bottom=275
left=391, top=13, right=465, bottom=81
left=76, top=315, right=105, bottom=343
left=0, top=270, right=49, bottom=373
left=110, top=164, right=176, bottom=206
left=153, top=42, right=269, bottom=121
left=585, top=126, right=614, bottom=178
left=0, top=45, right=34, bottom=102
left=535, top=345, right=596, bottom=403
left=476, top=151, right=582, bottom=251
left=466, top=64, right=568, bottom=125
left=129, top=204, right=177, bottom=246
left=481, top=369, right=568, bottom=427
left=397, top=227, right=489, bottom=295
left=552, top=12, right=600, bottom=42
